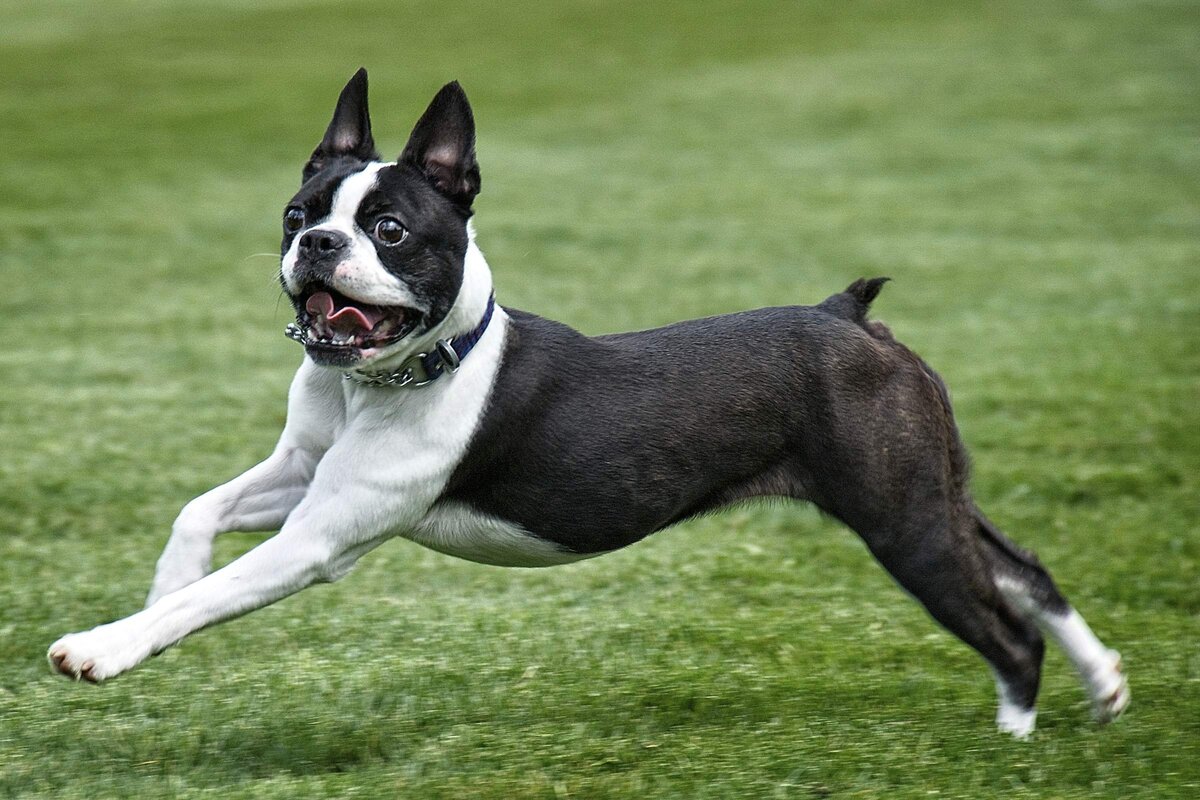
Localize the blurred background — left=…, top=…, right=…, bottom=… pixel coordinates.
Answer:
left=1, top=1, right=1197, bottom=797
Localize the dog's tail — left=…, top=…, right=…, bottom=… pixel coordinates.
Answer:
left=818, top=277, right=891, bottom=330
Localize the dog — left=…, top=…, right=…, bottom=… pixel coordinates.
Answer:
left=48, top=69, right=1129, bottom=737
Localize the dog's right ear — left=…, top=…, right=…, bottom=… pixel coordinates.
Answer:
left=303, top=68, right=380, bottom=183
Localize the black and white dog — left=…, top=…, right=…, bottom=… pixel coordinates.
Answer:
left=49, top=70, right=1129, bottom=737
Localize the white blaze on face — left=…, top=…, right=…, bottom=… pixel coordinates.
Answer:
left=281, top=162, right=423, bottom=311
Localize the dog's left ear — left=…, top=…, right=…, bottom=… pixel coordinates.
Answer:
left=400, top=81, right=481, bottom=211
left=303, top=68, right=380, bottom=183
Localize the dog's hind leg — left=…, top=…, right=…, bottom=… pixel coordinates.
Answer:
left=854, top=514, right=1048, bottom=737
left=811, top=289, right=1127, bottom=732
left=974, top=508, right=1130, bottom=724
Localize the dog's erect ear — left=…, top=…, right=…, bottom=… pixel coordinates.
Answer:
left=399, top=81, right=480, bottom=211
left=303, top=68, right=380, bottom=182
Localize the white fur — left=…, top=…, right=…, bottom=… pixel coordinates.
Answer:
left=992, top=669, right=1037, bottom=739
left=996, top=576, right=1130, bottom=725
left=413, top=501, right=599, bottom=567
left=280, top=162, right=423, bottom=311
left=48, top=220, right=516, bottom=682
left=1039, top=609, right=1130, bottom=722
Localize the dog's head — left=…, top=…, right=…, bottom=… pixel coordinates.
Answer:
left=279, top=69, right=481, bottom=369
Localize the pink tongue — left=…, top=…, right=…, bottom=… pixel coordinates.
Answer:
left=305, top=291, right=383, bottom=334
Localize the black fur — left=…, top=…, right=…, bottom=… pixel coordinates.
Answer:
left=303, top=68, right=379, bottom=183
left=445, top=281, right=1069, bottom=710
left=399, top=81, right=480, bottom=213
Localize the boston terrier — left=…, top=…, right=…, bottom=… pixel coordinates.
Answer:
left=48, top=69, right=1129, bottom=737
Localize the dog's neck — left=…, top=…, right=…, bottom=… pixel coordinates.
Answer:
left=343, top=222, right=497, bottom=384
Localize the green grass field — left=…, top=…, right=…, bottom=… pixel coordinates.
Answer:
left=2, top=1, right=1197, bottom=797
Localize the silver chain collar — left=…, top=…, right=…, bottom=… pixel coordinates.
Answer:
left=283, top=324, right=466, bottom=390
left=343, top=339, right=461, bottom=388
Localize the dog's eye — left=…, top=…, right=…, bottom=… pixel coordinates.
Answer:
left=374, top=217, right=408, bottom=245
left=283, top=207, right=305, bottom=234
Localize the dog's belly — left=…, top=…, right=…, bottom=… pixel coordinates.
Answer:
left=408, top=500, right=603, bottom=567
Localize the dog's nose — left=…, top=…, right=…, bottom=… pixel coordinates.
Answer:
left=298, top=229, right=349, bottom=255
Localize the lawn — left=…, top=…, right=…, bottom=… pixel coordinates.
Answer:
left=1, top=1, right=1197, bottom=797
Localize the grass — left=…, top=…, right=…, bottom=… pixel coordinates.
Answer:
left=1, top=0, right=1197, bottom=797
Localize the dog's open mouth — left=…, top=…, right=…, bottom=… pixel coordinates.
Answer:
left=290, top=285, right=419, bottom=355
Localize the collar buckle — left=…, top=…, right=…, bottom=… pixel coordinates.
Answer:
left=434, top=339, right=461, bottom=374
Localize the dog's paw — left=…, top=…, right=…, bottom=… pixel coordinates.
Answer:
left=47, top=624, right=150, bottom=683
left=995, top=700, right=1037, bottom=739
left=1090, top=650, right=1130, bottom=724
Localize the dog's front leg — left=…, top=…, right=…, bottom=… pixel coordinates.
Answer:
left=49, top=482, right=408, bottom=683
left=145, top=445, right=319, bottom=606
left=146, top=358, right=340, bottom=605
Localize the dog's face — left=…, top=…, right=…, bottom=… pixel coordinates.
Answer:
left=279, top=69, right=481, bottom=369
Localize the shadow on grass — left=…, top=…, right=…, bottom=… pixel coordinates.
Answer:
left=192, top=682, right=789, bottom=779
